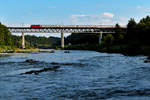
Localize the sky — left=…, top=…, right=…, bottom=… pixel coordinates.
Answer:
left=0, top=0, right=150, bottom=37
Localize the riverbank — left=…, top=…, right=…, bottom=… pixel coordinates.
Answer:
left=0, top=49, right=38, bottom=57
left=64, top=44, right=150, bottom=63
left=64, top=44, right=150, bottom=56
left=0, top=48, right=55, bottom=54
left=0, top=48, right=38, bottom=53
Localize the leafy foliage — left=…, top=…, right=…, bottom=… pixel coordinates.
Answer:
left=66, top=33, right=99, bottom=45
left=12, top=35, right=60, bottom=49
left=0, top=23, right=13, bottom=46
left=65, top=16, right=150, bottom=55
left=103, top=34, right=114, bottom=45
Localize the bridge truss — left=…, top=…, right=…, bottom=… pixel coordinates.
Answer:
left=8, top=25, right=127, bottom=49
left=8, top=25, right=126, bottom=33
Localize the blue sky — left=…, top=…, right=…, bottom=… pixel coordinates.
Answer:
left=0, top=0, right=150, bottom=36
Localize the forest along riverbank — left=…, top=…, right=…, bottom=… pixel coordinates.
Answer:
left=64, top=16, right=150, bottom=58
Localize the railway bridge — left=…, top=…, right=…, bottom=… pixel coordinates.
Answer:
left=8, top=25, right=127, bottom=49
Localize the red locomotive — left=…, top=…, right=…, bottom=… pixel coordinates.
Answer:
left=30, top=25, right=42, bottom=28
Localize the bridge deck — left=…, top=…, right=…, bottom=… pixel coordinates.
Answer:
left=8, top=25, right=127, bottom=33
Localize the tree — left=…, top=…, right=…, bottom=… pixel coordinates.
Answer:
left=66, top=33, right=99, bottom=45
left=103, top=34, right=114, bottom=46
left=113, top=23, right=125, bottom=44
left=137, top=16, right=150, bottom=44
left=0, top=24, right=13, bottom=46
left=126, top=18, right=137, bottom=42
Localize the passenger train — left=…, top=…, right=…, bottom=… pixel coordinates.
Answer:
left=30, top=25, right=118, bottom=28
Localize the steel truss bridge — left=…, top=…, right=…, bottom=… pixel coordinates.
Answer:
left=8, top=25, right=126, bottom=33
left=8, top=25, right=127, bottom=49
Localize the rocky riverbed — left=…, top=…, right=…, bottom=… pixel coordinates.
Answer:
left=0, top=50, right=150, bottom=100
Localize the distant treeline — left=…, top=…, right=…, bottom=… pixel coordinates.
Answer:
left=12, top=35, right=60, bottom=49
left=65, top=16, right=150, bottom=55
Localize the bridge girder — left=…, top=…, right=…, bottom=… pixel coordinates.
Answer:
left=8, top=27, right=126, bottom=33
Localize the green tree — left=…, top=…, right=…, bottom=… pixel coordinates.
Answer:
left=126, top=18, right=137, bottom=41
left=66, top=33, right=99, bottom=45
left=103, top=34, right=114, bottom=46
left=137, top=16, right=150, bottom=44
left=113, top=23, right=126, bottom=44
left=0, top=23, right=13, bottom=46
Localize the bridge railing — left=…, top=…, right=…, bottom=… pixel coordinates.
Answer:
left=8, top=25, right=127, bottom=28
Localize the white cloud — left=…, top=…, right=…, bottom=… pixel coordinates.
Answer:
left=28, top=11, right=33, bottom=15
left=103, top=12, right=114, bottom=18
left=71, top=12, right=115, bottom=25
left=136, top=5, right=150, bottom=14
left=71, top=14, right=88, bottom=18
left=48, top=6, right=56, bottom=9
left=137, top=5, right=142, bottom=9
left=71, top=14, right=101, bottom=25
left=0, top=17, right=9, bottom=25
left=70, top=12, right=128, bottom=25
left=102, top=19, right=112, bottom=23
left=117, top=16, right=129, bottom=25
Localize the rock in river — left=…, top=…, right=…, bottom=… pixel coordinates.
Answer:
left=64, top=51, right=70, bottom=53
left=144, top=56, right=150, bottom=63
left=25, top=59, right=39, bottom=63
left=51, top=62, right=59, bottom=65
left=147, top=56, right=150, bottom=60
left=144, top=60, right=150, bottom=63
left=21, top=66, right=60, bottom=75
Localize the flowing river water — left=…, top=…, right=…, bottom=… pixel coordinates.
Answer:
left=0, top=50, right=150, bottom=100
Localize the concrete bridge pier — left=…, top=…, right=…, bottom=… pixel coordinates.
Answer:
left=22, top=32, right=25, bottom=49
left=61, top=32, right=64, bottom=49
left=99, top=32, right=103, bottom=44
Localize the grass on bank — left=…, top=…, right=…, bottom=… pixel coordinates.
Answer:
left=0, top=45, right=39, bottom=53
left=14, top=48, right=39, bottom=53
left=0, top=46, right=15, bottom=53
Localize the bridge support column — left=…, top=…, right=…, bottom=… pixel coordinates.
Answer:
left=22, top=32, right=25, bottom=49
left=61, top=32, right=64, bottom=49
left=99, top=32, right=103, bottom=44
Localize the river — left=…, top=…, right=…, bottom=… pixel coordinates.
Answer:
left=0, top=50, right=150, bottom=100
